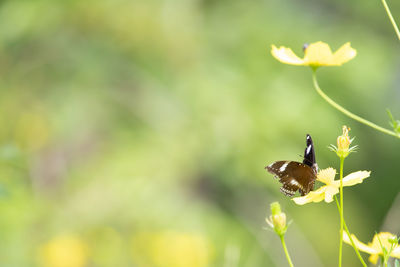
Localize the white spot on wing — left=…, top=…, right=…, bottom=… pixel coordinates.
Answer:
left=306, top=145, right=312, bottom=154
left=313, top=163, right=319, bottom=173
left=280, top=187, right=295, bottom=196
left=289, top=179, right=303, bottom=189
left=290, top=180, right=300, bottom=186
left=279, top=162, right=289, bottom=172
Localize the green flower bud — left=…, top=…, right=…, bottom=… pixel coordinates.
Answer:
left=388, top=235, right=398, bottom=245
left=267, top=202, right=287, bottom=236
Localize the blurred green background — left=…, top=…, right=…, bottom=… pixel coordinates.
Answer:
left=0, top=0, right=399, bottom=266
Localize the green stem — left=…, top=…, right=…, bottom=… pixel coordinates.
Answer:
left=311, top=71, right=399, bottom=138
left=280, top=235, right=294, bottom=267
left=338, top=157, right=344, bottom=267
left=380, top=0, right=400, bottom=42
left=334, top=196, right=367, bottom=267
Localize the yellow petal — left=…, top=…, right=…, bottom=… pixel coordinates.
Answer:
left=271, top=45, right=305, bottom=65
left=332, top=42, right=357, bottom=65
left=303, top=42, right=334, bottom=66
left=292, top=186, right=327, bottom=205
left=317, top=168, right=336, bottom=185
left=391, top=246, right=400, bottom=259
left=343, top=232, right=378, bottom=255
left=324, top=186, right=339, bottom=202
left=341, top=171, right=371, bottom=187
left=368, top=254, right=379, bottom=265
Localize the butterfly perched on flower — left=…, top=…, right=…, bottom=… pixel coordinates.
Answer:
left=266, top=134, right=318, bottom=196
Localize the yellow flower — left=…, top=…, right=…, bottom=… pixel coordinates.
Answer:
left=293, top=168, right=370, bottom=205
left=131, top=231, right=212, bottom=267
left=343, top=232, right=400, bottom=264
left=271, top=41, right=356, bottom=68
left=39, top=234, right=89, bottom=267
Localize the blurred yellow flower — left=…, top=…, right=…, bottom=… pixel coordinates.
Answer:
left=271, top=41, right=356, bottom=68
left=39, top=234, right=88, bottom=267
left=293, top=168, right=370, bottom=205
left=343, top=232, right=400, bottom=264
left=131, top=231, right=212, bottom=267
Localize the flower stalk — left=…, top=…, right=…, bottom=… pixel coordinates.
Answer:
left=335, top=126, right=352, bottom=267
left=311, top=71, right=399, bottom=139
left=338, top=156, right=344, bottom=267
left=280, top=235, right=294, bottom=267
left=266, top=202, right=294, bottom=267
left=334, top=196, right=367, bottom=267
left=380, top=0, right=400, bottom=42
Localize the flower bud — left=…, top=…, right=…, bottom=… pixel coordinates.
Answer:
left=336, top=126, right=352, bottom=158
left=388, top=235, right=398, bottom=245
left=267, top=202, right=287, bottom=236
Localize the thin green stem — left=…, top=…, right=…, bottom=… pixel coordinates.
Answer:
left=280, top=235, right=294, bottom=267
left=387, top=244, right=396, bottom=266
left=381, top=0, right=400, bottom=42
left=383, top=254, right=390, bottom=267
left=311, top=72, right=399, bottom=138
left=338, top=157, right=344, bottom=267
left=334, top=196, right=367, bottom=267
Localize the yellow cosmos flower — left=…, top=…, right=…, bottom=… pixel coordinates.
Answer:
left=271, top=41, right=356, bottom=68
left=293, top=168, right=370, bottom=205
left=343, top=232, right=400, bottom=264
left=39, top=234, right=88, bottom=267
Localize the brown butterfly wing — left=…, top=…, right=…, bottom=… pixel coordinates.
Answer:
left=266, top=161, right=316, bottom=196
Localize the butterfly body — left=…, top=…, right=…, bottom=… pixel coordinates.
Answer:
left=266, top=134, right=318, bottom=197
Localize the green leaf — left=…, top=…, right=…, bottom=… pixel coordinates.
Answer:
left=395, top=259, right=400, bottom=267
left=387, top=109, right=400, bottom=134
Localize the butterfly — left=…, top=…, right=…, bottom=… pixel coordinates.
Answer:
left=265, top=134, right=318, bottom=197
